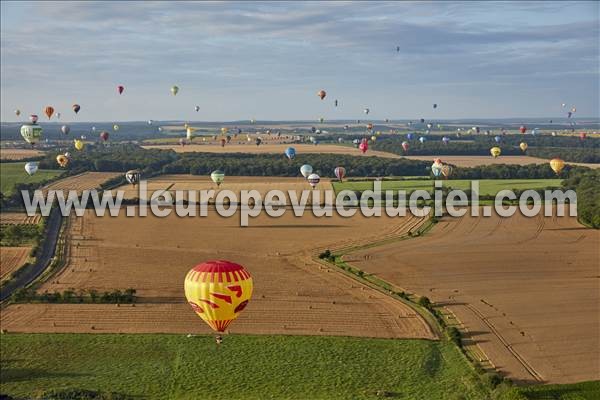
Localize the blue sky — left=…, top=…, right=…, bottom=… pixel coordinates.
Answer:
left=1, top=1, right=598, bottom=122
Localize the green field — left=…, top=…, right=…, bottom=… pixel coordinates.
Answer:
left=333, top=179, right=563, bottom=197
left=0, top=162, right=62, bottom=195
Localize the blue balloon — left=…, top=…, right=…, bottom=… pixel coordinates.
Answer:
left=494, top=136, right=502, bottom=143
left=285, top=147, right=296, bottom=160
left=407, top=133, right=414, bottom=140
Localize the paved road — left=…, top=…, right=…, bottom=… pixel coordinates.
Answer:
left=0, top=208, right=62, bottom=302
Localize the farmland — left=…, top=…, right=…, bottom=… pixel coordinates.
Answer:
left=0, top=162, right=62, bottom=195
left=0, top=246, right=31, bottom=283
left=0, top=148, right=44, bottom=160
left=345, top=211, right=599, bottom=385
left=402, top=155, right=600, bottom=169
left=0, top=212, right=41, bottom=225
left=41, top=171, right=121, bottom=194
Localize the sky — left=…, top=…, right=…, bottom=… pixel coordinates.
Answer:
left=1, top=1, right=598, bottom=122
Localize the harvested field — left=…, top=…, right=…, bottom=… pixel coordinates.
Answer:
left=142, top=143, right=402, bottom=159
left=1, top=207, right=433, bottom=340
left=345, top=210, right=599, bottom=384
left=42, top=172, right=120, bottom=193
left=0, top=212, right=41, bottom=225
left=0, top=247, right=31, bottom=282
left=0, top=148, right=44, bottom=160
left=403, top=155, right=600, bottom=169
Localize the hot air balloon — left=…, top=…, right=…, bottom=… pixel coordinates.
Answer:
left=74, top=139, right=84, bottom=151
left=441, top=164, right=452, bottom=179
left=148, top=120, right=153, bottom=125
left=571, top=107, right=576, bottom=113
left=307, top=173, right=320, bottom=188
left=220, top=138, right=226, bottom=147
left=401, top=141, right=409, bottom=152
left=567, top=112, right=572, bottom=118
left=366, top=123, right=373, bottom=130
left=442, top=136, right=450, bottom=145
left=179, top=138, right=187, bottom=147
left=519, top=142, right=528, bottom=152
left=61, top=125, right=70, bottom=135
left=317, top=90, right=326, bottom=100
left=561, top=103, right=566, bottom=108
left=73, top=104, right=81, bottom=114
left=255, top=137, right=262, bottom=146
left=285, top=147, right=296, bottom=160
left=490, top=147, right=501, bottom=158
left=125, top=170, right=141, bottom=187
left=431, top=161, right=443, bottom=178
left=334, top=166, right=346, bottom=182
left=99, top=131, right=109, bottom=142
left=334, top=99, right=338, bottom=107
left=427, top=123, right=433, bottom=129
left=519, top=125, right=527, bottom=134
left=338, top=137, right=344, bottom=143
left=211, top=170, right=225, bottom=186
left=300, top=164, right=313, bottom=178
left=171, top=85, right=179, bottom=95
left=20, top=123, right=42, bottom=146
left=359, top=140, right=368, bottom=154
left=56, top=154, right=68, bottom=168
left=319, top=117, right=324, bottom=124
left=419, top=136, right=426, bottom=144
left=158, top=127, right=163, bottom=132
left=226, top=135, right=232, bottom=144
left=186, top=127, right=195, bottom=141
left=371, top=135, right=377, bottom=142
left=24, top=162, right=38, bottom=176
left=56, top=112, right=61, bottom=119
left=221, top=127, right=229, bottom=135
left=494, top=136, right=501, bottom=143
left=92, top=126, right=96, bottom=132
left=15, top=109, right=21, bottom=116
left=195, top=105, right=200, bottom=112
left=117, top=85, right=124, bottom=95
left=184, top=260, right=253, bottom=334
left=407, top=133, right=414, bottom=140
left=44, top=106, right=54, bottom=119
left=420, top=118, right=425, bottom=124
left=579, top=132, right=587, bottom=140
left=433, top=104, right=438, bottom=109
left=364, top=108, right=370, bottom=115
left=113, top=124, right=119, bottom=131
left=550, top=158, right=565, bottom=175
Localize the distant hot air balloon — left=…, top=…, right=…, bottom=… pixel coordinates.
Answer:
left=61, top=125, right=70, bottom=135
left=338, top=137, right=344, bottom=143
left=442, top=136, right=450, bottom=145
left=494, top=136, right=502, bottom=143
left=319, top=117, right=324, bottom=123
left=364, top=108, right=370, bottom=115
left=317, top=90, right=326, bottom=100
left=407, top=133, right=414, bottom=140
left=490, top=147, right=501, bottom=158
left=419, top=136, right=426, bottom=144
left=99, top=131, right=109, bottom=142
left=184, top=260, right=253, bottom=334
left=186, top=127, right=195, bottom=141
left=117, top=85, right=124, bottom=95
left=44, top=106, right=54, bottom=119
left=433, top=103, right=438, bottom=109
left=113, top=124, right=119, bottom=131
left=179, top=138, right=187, bottom=147
left=420, top=118, right=425, bottom=123
left=334, top=167, right=346, bottom=182
left=15, top=109, right=21, bottom=116
left=371, top=135, right=377, bottom=142
left=220, top=138, right=226, bottom=147
left=359, top=140, right=368, bottom=154
left=561, top=103, right=566, bottom=108
left=519, top=125, right=527, bottom=134
left=334, top=99, right=338, bottom=107
left=56, top=112, right=61, bottom=119
left=74, top=139, right=84, bottom=151
left=441, top=164, right=452, bottom=179
left=519, top=142, right=528, bottom=152
left=20, top=123, right=42, bottom=146
left=24, top=162, right=38, bottom=176
left=367, top=123, right=373, bottom=130
left=148, top=120, right=153, bottom=125
left=73, top=104, right=81, bottom=114
left=431, top=161, right=443, bottom=178
left=255, top=137, right=262, bottom=146
left=211, top=170, right=225, bottom=186
left=171, top=85, right=179, bottom=96
left=401, top=141, right=409, bottom=152
left=125, top=170, right=141, bottom=187
left=307, top=173, right=320, bottom=188
left=285, top=147, right=296, bottom=160
left=579, top=132, right=587, bottom=140
left=221, top=127, right=229, bottom=135
left=300, top=164, right=313, bottom=178
left=567, top=112, right=572, bottom=118
left=550, top=158, right=565, bottom=175
left=56, top=154, right=69, bottom=168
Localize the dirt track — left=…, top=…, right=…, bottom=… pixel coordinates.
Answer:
left=1, top=207, right=433, bottom=340
left=345, top=210, right=599, bottom=384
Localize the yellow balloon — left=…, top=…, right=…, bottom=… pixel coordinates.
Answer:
left=490, top=147, right=501, bottom=158
left=519, top=142, right=528, bottom=152
left=74, top=139, right=84, bottom=151
left=371, top=135, right=377, bottom=142
left=550, top=158, right=565, bottom=175
left=184, top=260, right=253, bottom=333
left=56, top=154, right=68, bottom=167
left=221, top=127, right=228, bottom=135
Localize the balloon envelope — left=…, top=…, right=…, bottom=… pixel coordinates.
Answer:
left=490, top=147, right=501, bottom=158
left=285, top=147, right=296, bottom=160
left=550, top=158, right=565, bottom=175
left=44, top=106, right=54, bottom=119
left=334, top=166, right=346, bottom=181
left=307, top=173, right=320, bottom=188
left=211, top=170, right=225, bottom=186
left=61, top=125, right=70, bottom=135
left=171, top=85, right=179, bottom=95
left=300, top=164, right=313, bottom=178
left=24, top=162, right=38, bottom=176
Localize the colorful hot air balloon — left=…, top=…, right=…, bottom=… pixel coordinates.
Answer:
left=24, top=162, right=38, bottom=176
left=359, top=140, right=368, bottom=154
left=307, top=173, right=320, bottom=188
left=334, top=166, right=346, bottom=182
left=550, top=158, right=565, bottom=175
left=285, top=147, right=296, bottom=160
left=171, top=85, right=179, bottom=95
left=579, top=132, right=587, bottom=140
left=125, top=170, right=141, bottom=187
left=300, top=164, right=313, bottom=178
left=117, top=85, right=124, bottom=95
left=113, top=124, right=119, bottom=131
left=407, top=133, right=414, bottom=140
left=317, top=90, right=326, bottom=100
left=211, top=170, right=225, bottom=186
left=442, top=136, right=450, bottom=145
left=441, top=164, right=452, bottom=179
left=20, top=123, right=42, bottom=146
left=367, top=123, right=373, bottom=130
left=401, top=141, right=409, bottom=152
left=56, top=154, right=69, bottom=168
left=431, top=161, right=443, bottom=178
left=61, top=125, right=70, bottom=135
left=15, top=109, right=21, bottom=116
left=74, top=139, right=84, bottom=151
left=519, top=125, right=527, bottom=134
left=184, top=260, right=253, bottom=333
left=519, top=142, right=528, bottom=152
left=99, top=131, right=109, bottom=142
left=490, top=147, right=501, bottom=158
left=255, top=137, right=262, bottom=146
left=221, top=127, right=229, bottom=135
left=72, top=104, right=81, bottom=114
left=220, top=138, right=226, bottom=147
left=44, top=106, right=54, bottom=119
